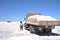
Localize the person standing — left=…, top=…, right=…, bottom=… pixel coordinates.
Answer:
left=20, top=21, right=23, bottom=30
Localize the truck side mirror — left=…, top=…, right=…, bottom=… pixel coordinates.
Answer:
left=24, top=18, right=26, bottom=20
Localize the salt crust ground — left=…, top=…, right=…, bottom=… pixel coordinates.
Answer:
left=0, top=22, right=60, bottom=40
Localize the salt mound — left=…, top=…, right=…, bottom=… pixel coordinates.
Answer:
left=29, top=15, right=57, bottom=21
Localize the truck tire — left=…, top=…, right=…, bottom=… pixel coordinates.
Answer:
left=30, top=25, right=38, bottom=34
left=42, top=29, right=46, bottom=33
left=47, top=29, right=51, bottom=33
left=42, top=28, right=51, bottom=33
left=30, top=25, right=35, bottom=33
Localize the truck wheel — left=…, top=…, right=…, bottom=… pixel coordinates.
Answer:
left=42, top=29, right=46, bottom=33
left=42, top=29, right=51, bottom=33
left=30, top=25, right=35, bottom=33
left=47, top=29, right=51, bottom=33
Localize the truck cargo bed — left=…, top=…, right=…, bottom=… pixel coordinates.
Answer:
left=26, top=21, right=60, bottom=26
left=26, top=13, right=60, bottom=26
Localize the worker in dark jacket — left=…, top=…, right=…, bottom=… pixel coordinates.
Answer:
left=20, top=21, right=23, bottom=30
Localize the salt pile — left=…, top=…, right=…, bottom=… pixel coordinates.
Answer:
left=28, top=15, right=57, bottom=21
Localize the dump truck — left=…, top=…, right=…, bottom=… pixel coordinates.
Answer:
left=24, top=13, right=60, bottom=33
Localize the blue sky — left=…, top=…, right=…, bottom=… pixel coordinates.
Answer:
left=0, top=0, right=60, bottom=21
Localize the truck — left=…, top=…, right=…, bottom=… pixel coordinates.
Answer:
left=24, top=13, right=60, bottom=33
